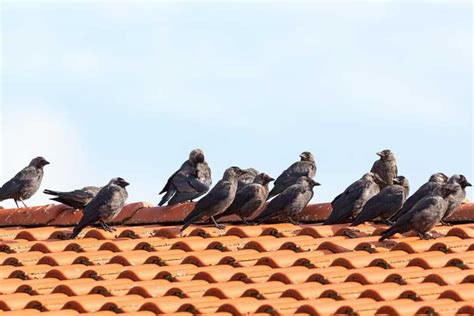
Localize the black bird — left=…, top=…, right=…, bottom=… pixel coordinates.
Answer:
left=389, top=172, right=448, bottom=223
left=159, top=149, right=212, bottom=206
left=180, top=167, right=245, bottom=232
left=216, top=173, right=274, bottom=224
left=44, top=186, right=100, bottom=209
left=69, top=177, right=129, bottom=239
left=0, top=156, right=50, bottom=208
left=255, top=176, right=320, bottom=225
left=379, top=184, right=458, bottom=241
left=267, top=151, right=316, bottom=200
left=237, top=168, right=259, bottom=191
left=442, top=174, right=471, bottom=224
left=324, top=172, right=383, bottom=225
left=351, top=176, right=410, bottom=226
left=370, top=149, right=398, bottom=189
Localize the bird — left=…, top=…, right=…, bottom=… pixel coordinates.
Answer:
left=215, top=172, right=274, bottom=224
left=44, top=186, right=100, bottom=210
left=237, top=168, right=259, bottom=191
left=255, top=176, right=320, bottom=225
left=324, top=172, right=383, bottom=225
left=389, top=172, right=448, bottom=223
left=158, top=149, right=212, bottom=206
left=441, top=174, right=471, bottom=224
left=267, top=151, right=316, bottom=200
left=69, top=177, right=129, bottom=239
left=350, top=175, right=410, bottom=226
left=379, top=184, right=458, bottom=241
left=180, top=166, right=245, bottom=232
left=0, top=156, right=50, bottom=208
left=370, top=149, right=398, bottom=189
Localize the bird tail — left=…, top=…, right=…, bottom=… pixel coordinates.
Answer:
left=350, top=212, right=369, bottom=227
left=69, top=223, right=86, bottom=239
left=266, top=188, right=278, bottom=201
left=378, top=226, right=398, bottom=241
left=180, top=209, right=201, bottom=232
left=43, top=189, right=63, bottom=196
left=158, top=189, right=175, bottom=206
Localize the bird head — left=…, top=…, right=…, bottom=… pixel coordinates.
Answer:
left=429, top=172, right=449, bottom=184
left=449, top=174, right=472, bottom=189
left=393, top=175, right=410, bottom=192
left=30, top=156, right=50, bottom=168
left=297, top=176, right=320, bottom=187
left=224, top=166, right=245, bottom=179
left=254, top=173, right=275, bottom=185
left=299, top=151, right=315, bottom=162
left=376, top=149, right=395, bottom=160
left=438, top=184, right=459, bottom=198
left=189, top=149, right=205, bottom=164
left=110, top=177, right=130, bottom=188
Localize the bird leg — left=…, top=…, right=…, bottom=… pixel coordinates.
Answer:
left=440, top=220, right=452, bottom=226
left=240, top=216, right=251, bottom=225
left=418, top=232, right=433, bottom=240
left=287, top=216, right=300, bottom=225
left=99, top=221, right=116, bottom=233
left=211, top=216, right=225, bottom=230
left=381, top=219, right=394, bottom=226
left=14, top=200, right=19, bottom=208
left=19, top=199, right=28, bottom=208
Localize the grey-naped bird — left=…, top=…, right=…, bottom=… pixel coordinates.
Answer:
left=441, top=174, right=471, bottom=223
left=370, top=149, right=397, bottom=189
left=255, top=176, right=320, bottom=224
left=379, top=184, right=458, bottom=241
left=324, top=172, right=383, bottom=225
left=0, top=157, right=50, bottom=208
left=216, top=173, right=274, bottom=224
left=159, top=149, right=212, bottom=206
left=180, top=166, right=245, bottom=232
left=267, top=151, right=316, bottom=200
left=351, top=176, right=410, bottom=226
left=389, top=172, right=448, bottom=223
left=44, top=186, right=100, bottom=209
left=237, top=168, right=259, bottom=191
left=69, top=177, right=129, bottom=239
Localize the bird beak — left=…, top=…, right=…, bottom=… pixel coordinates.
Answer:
left=466, top=181, right=472, bottom=187
left=123, top=181, right=130, bottom=187
left=269, top=177, right=275, bottom=182
left=43, top=160, right=50, bottom=165
left=314, top=181, right=321, bottom=186
left=376, top=152, right=383, bottom=157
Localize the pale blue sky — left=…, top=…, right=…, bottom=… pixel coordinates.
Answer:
left=1, top=1, right=472, bottom=207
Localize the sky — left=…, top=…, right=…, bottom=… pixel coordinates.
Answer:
left=0, top=1, right=472, bottom=208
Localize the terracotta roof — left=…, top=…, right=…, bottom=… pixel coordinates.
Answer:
left=0, top=202, right=473, bottom=315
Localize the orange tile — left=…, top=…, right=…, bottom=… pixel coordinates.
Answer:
left=384, top=266, right=462, bottom=285
left=0, top=205, right=68, bottom=228
left=423, top=269, right=474, bottom=285
left=358, top=282, right=440, bottom=301
left=392, top=236, right=461, bottom=253
left=127, top=280, right=206, bottom=298
left=346, top=266, right=424, bottom=285
left=375, top=298, right=458, bottom=315
left=294, top=298, right=376, bottom=315
left=255, top=250, right=330, bottom=268
left=429, top=238, right=474, bottom=253
left=280, top=282, right=362, bottom=300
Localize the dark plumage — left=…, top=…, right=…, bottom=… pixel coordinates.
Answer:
left=180, top=167, right=245, bottom=232
left=389, top=172, right=448, bottom=222
left=237, top=168, right=259, bottom=191
left=379, top=184, right=458, bottom=241
left=216, top=173, right=274, bottom=223
left=351, top=176, right=410, bottom=226
left=324, top=172, right=382, bottom=225
left=44, top=186, right=100, bottom=209
left=159, top=149, right=212, bottom=206
left=370, top=149, right=397, bottom=189
left=442, top=174, right=471, bottom=223
left=69, top=177, right=129, bottom=239
left=0, top=157, right=50, bottom=208
left=255, top=176, right=320, bottom=224
left=267, top=152, right=316, bottom=200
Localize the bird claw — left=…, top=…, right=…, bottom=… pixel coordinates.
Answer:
left=215, top=224, right=225, bottom=230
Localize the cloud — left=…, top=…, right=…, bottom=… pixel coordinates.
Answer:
left=0, top=102, right=95, bottom=208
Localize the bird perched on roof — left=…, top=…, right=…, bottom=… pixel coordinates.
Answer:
left=237, top=168, right=259, bottom=191
left=370, top=149, right=397, bottom=189
left=215, top=173, right=274, bottom=224
left=180, top=166, right=246, bottom=232
left=379, top=184, right=458, bottom=241
left=389, top=172, right=448, bottom=223
left=441, top=174, right=471, bottom=224
left=0, top=156, right=50, bottom=208
left=158, top=149, right=212, bottom=206
left=324, top=172, right=383, bottom=225
left=267, top=151, right=316, bottom=200
left=69, top=177, right=129, bottom=239
left=255, top=176, right=320, bottom=225
left=44, top=186, right=100, bottom=210
left=350, top=175, right=410, bottom=226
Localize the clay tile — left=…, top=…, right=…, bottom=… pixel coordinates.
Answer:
left=0, top=204, right=69, bottom=227
left=243, top=236, right=312, bottom=252
left=0, top=227, right=24, bottom=241
left=423, top=269, right=474, bottom=285
left=253, top=297, right=306, bottom=314
left=23, top=293, right=69, bottom=311
left=7, top=264, right=53, bottom=280
left=152, top=226, right=182, bottom=238
left=260, top=223, right=303, bottom=237
left=206, top=236, right=264, bottom=252
left=165, top=280, right=238, bottom=299
left=446, top=203, right=474, bottom=222
left=36, top=250, right=106, bottom=266
left=0, top=309, right=41, bottom=316
left=1, top=279, right=27, bottom=295
left=293, top=202, right=332, bottom=222
left=296, top=298, right=377, bottom=315
left=106, top=202, right=151, bottom=224
left=297, top=224, right=347, bottom=238
left=88, top=279, right=137, bottom=296
left=181, top=249, right=233, bottom=267
left=116, top=225, right=163, bottom=239
left=132, top=237, right=201, bottom=252
left=376, top=298, right=458, bottom=315
left=369, top=250, right=444, bottom=269
left=224, top=226, right=267, bottom=238
left=204, top=281, right=283, bottom=300
left=171, top=237, right=220, bottom=252
left=138, top=296, right=207, bottom=314
left=269, top=266, right=345, bottom=284
left=127, top=203, right=194, bottom=226
left=29, top=240, right=76, bottom=253
left=0, top=240, right=37, bottom=253
left=15, top=278, right=66, bottom=295
left=358, top=282, right=438, bottom=301
left=429, top=238, right=474, bottom=253
left=409, top=251, right=474, bottom=269
left=392, top=237, right=460, bottom=253
left=331, top=250, right=409, bottom=269
left=218, top=250, right=270, bottom=267
left=15, top=227, right=70, bottom=241
left=47, top=207, right=83, bottom=226
left=44, top=264, right=93, bottom=280
left=317, top=236, right=383, bottom=253
left=281, top=282, right=361, bottom=300
left=194, top=265, right=271, bottom=283
left=280, top=236, right=345, bottom=252
left=50, top=279, right=98, bottom=296
left=438, top=284, right=474, bottom=301
left=63, top=239, right=108, bottom=252
left=255, top=250, right=327, bottom=268
left=61, top=294, right=113, bottom=313
left=457, top=304, right=474, bottom=315
left=293, top=251, right=366, bottom=269
left=97, top=294, right=149, bottom=313
left=187, top=226, right=232, bottom=238
left=346, top=266, right=423, bottom=285
left=127, top=280, right=205, bottom=298
left=2, top=251, right=44, bottom=266
left=0, top=292, right=32, bottom=311
left=117, top=264, right=192, bottom=281
left=217, top=297, right=290, bottom=315
left=385, top=267, right=461, bottom=285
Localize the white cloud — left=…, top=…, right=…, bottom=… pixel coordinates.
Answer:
left=0, top=102, right=96, bottom=208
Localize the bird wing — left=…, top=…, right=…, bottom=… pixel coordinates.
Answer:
left=223, top=184, right=259, bottom=215
left=352, top=187, right=403, bottom=225
left=82, top=185, right=125, bottom=219
left=274, top=161, right=314, bottom=187
left=0, top=166, right=37, bottom=199
left=257, top=185, right=302, bottom=221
